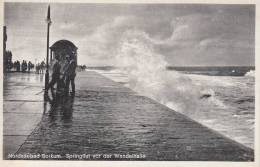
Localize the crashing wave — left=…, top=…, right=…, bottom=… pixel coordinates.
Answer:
left=245, top=70, right=255, bottom=77
left=114, top=29, right=226, bottom=114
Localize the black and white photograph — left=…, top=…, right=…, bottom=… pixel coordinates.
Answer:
left=2, top=1, right=258, bottom=164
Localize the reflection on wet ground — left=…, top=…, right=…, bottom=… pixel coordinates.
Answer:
left=44, top=95, right=74, bottom=125
left=4, top=72, right=254, bottom=161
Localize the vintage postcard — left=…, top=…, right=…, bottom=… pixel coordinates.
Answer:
left=1, top=0, right=259, bottom=166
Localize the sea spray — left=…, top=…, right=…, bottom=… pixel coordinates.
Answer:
left=245, top=70, right=255, bottom=77
left=114, top=30, right=217, bottom=114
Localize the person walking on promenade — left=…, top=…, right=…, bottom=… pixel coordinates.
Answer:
left=64, top=54, right=76, bottom=96
left=45, top=55, right=61, bottom=98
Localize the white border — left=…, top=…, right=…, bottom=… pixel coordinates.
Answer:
left=0, top=0, right=259, bottom=167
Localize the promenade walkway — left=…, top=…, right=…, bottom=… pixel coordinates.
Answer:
left=3, top=71, right=254, bottom=161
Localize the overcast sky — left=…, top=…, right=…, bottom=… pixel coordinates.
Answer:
left=4, top=3, right=255, bottom=66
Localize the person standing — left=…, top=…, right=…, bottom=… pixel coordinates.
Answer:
left=28, top=61, right=31, bottom=72
left=36, top=63, right=39, bottom=74
left=64, top=54, right=76, bottom=96
left=21, top=60, right=26, bottom=72
left=45, top=55, right=61, bottom=98
left=17, top=61, right=20, bottom=72
left=25, top=61, right=28, bottom=72
left=40, top=61, right=46, bottom=74
left=13, top=61, right=17, bottom=72
left=28, top=61, right=33, bottom=72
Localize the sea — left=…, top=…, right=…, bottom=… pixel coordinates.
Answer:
left=86, top=66, right=255, bottom=149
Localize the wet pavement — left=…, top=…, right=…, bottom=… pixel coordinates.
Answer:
left=3, top=73, right=45, bottom=158
left=3, top=71, right=254, bottom=161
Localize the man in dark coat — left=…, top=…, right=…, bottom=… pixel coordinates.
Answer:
left=64, top=55, right=76, bottom=96
left=45, top=55, right=61, bottom=98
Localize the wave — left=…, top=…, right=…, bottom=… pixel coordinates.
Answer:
left=245, top=70, right=255, bottom=77
left=114, top=29, right=226, bottom=114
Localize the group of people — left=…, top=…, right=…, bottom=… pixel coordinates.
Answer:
left=13, top=60, right=34, bottom=72
left=35, top=61, right=46, bottom=74
left=45, top=54, right=76, bottom=98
